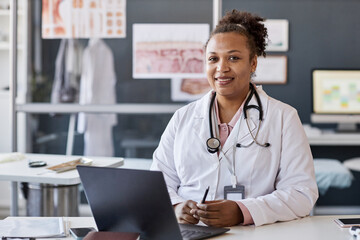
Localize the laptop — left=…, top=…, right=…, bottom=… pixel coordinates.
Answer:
left=77, top=165, right=229, bottom=240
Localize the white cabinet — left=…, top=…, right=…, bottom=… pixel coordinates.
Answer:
left=0, top=0, right=28, bottom=153
left=0, top=92, right=10, bottom=152
left=0, top=2, right=10, bottom=92
left=0, top=0, right=28, bottom=212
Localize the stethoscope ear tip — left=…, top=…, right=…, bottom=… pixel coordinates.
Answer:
left=265, top=143, right=270, bottom=147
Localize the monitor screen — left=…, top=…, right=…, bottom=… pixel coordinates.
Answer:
left=311, top=69, right=360, bottom=131
left=313, top=69, right=360, bottom=114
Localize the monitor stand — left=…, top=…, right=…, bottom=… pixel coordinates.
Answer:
left=337, top=123, right=358, bottom=132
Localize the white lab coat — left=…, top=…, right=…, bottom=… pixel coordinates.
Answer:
left=151, top=85, right=318, bottom=226
left=77, top=39, right=117, bottom=156
left=51, top=39, right=83, bottom=103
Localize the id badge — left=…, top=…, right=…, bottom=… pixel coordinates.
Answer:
left=224, top=185, right=245, bottom=200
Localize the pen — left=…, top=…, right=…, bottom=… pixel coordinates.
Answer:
left=201, top=186, right=210, bottom=203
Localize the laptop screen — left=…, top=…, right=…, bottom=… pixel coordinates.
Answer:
left=77, top=165, right=183, bottom=240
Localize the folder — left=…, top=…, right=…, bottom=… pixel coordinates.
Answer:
left=0, top=217, right=66, bottom=238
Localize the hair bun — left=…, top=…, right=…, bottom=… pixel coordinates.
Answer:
left=210, top=9, right=268, bottom=57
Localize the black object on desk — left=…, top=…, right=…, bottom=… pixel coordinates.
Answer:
left=28, top=160, right=47, bottom=168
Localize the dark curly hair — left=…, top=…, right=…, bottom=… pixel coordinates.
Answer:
left=205, top=10, right=268, bottom=59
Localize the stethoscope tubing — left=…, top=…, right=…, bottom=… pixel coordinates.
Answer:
left=207, top=93, right=221, bottom=153
left=206, top=83, right=270, bottom=153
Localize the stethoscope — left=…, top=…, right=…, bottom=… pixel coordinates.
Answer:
left=206, top=83, right=270, bottom=154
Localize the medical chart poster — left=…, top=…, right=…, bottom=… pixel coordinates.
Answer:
left=171, top=78, right=211, bottom=102
left=42, top=0, right=126, bottom=39
left=133, top=24, right=210, bottom=79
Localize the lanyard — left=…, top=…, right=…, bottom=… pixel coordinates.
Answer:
left=214, top=107, right=243, bottom=188
left=212, top=91, right=251, bottom=188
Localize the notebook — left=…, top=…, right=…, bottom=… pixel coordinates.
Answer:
left=77, top=165, right=229, bottom=240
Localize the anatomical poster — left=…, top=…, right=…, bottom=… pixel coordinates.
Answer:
left=42, top=0, right=126, bottom=39
left=133, top=24, right=210, bottom=79
left=171, top=78, right=211, bottom=102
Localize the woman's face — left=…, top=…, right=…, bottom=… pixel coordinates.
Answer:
left=206, top=32, right=257, bottom=102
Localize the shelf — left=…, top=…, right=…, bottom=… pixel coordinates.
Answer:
left=16, top=103, right=185, bottom=114
left=307, top=132, right=360, bottom=146
left=0, top=42, right=25, bottom=50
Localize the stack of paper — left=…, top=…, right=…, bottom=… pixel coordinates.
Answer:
left=0, top=152, right=26, bottom=164
left=0, top=217, right=66, bottom=238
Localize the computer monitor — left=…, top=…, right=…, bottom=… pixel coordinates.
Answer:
left=311, top=69, right=360, bottom=132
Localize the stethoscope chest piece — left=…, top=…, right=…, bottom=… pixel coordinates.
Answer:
left=207, top=137, right=221, bottom=153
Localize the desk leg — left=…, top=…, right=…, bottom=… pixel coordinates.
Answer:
left=10, top=181, right=18, bottom=216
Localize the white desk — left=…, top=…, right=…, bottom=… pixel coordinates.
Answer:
left=4, top=215, right=358, bottom=240
left=0, top=153, right=124, bottom=216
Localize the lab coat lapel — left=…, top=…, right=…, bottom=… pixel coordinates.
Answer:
left=192, top=91, right=215, bottom=149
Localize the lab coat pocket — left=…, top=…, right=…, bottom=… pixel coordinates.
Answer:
left=252, top=145, right=278, bottom=194
left=236, top=134, right=272, bottom=173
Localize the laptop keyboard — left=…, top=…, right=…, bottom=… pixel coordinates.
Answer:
left=179, top=223, right=229, bottom=240
left=180, top=229, right=212, bottom=239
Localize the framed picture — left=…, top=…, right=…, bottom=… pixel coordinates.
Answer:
left=42, top=0, right=126, bottom=39
left=253, top=55, right=288, bottom=84
left=132, top=24, right=209, bottom=79
left=264, top=19, right=289, bottom=52
left=171, top=78, right=211, bottom=102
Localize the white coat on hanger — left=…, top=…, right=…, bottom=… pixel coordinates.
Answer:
left=51, top=39, right=83, bottom=103
left=78, top=38, right=117, bottom=156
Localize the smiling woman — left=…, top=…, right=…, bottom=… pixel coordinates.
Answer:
left=151, top=9, right=318, bottom=227
left=205, top=10, right=267, bottom=122
left=206, top=33, right=255, bottom=114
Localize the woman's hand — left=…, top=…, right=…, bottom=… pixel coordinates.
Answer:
left=173, top=200, right=200, bottom=224
left=191, top=200, right=244, bottom=227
